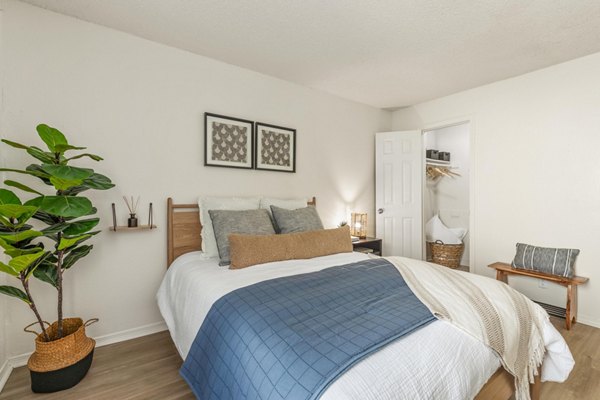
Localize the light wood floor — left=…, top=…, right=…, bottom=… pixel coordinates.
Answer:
left=1, top=317, right=598, bottom=399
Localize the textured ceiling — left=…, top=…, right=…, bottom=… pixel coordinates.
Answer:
left=19, top=0, right=600, bottom=108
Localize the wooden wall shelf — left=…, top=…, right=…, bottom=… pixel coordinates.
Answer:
left=109, top=225, right=157, bottom=232
left=111, top=201, right=155, bottom=232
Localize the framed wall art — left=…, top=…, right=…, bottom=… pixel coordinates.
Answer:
left=255, top=122, right=296, bottom=173
left=204, top=113, right=254, bottom=169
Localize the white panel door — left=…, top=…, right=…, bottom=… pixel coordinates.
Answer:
left=375, top=131, right=423, bottom=258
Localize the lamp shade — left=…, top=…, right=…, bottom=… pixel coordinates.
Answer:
left=351, top=212, right=367, bottom=239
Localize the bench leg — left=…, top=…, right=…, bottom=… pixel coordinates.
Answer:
left=496, top=270, right=508, bottom=284
left=565, top=284, right=577, bottom=330
left=530, top=368, right=542, bottom=400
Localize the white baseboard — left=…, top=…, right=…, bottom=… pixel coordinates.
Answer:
left=0, top=360, right=12, bottom=394
left=0, top=321, right=168, bottom=392
left=576, top=314, right=600, bottom=329
left=94, top=321, right=167, bottom=348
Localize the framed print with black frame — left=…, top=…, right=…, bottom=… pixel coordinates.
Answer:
left=255, top=122, right=296, bottom=173
left=204, top=113, right=254, bottom=169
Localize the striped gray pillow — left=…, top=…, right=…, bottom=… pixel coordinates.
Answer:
left=270, top=205, right=324, bottom=234
left=209, top=209, right=276, bottom=266
left=511, top=243, right=579, bottom=278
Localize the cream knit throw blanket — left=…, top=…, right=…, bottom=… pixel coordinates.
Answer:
left=387, top=257, right=547, bottom=400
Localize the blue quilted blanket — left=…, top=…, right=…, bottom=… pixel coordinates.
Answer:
left=181, top=258, right=435, bottom=400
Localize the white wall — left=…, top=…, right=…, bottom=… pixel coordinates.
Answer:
left=393, top=52, right=600, bottom=327
left=424, top=124, right=470, bottom=266
left=0, top=0, right=390, bottom=359
left=0, top=2, right=10, bottom=388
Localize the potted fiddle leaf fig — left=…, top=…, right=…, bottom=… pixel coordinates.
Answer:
left=0, top=124, right=114, bottom=393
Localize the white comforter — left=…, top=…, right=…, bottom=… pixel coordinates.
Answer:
left=157, top=252, right=574, bottom=400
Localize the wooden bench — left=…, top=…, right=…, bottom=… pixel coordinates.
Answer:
left=488, top=262, right=589, bottom=330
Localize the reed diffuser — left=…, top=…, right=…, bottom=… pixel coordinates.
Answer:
left=123, top=195, right=140, bottom=227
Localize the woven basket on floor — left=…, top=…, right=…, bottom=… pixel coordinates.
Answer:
left=26, top=318, right=97, bottom=373
left=428, top=240, right=464, bottom=269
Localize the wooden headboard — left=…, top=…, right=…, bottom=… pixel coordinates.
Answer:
left=167, top=197, right=316, bottom=267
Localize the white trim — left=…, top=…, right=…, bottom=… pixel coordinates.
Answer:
left=420, top=115, right=476, bottom=272
left=94, top=321, right=167, bottom=348
left=0, top=321, right=168, bottom=392
left=0, top=359, right=12, bottom=394
left=576, top=315, right=600, bottom=329
left=6, top=353, right=28, bottom=369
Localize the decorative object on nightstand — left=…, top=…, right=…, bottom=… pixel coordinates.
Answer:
left=110, top=201, right=156, bottom=231
left=350, top=212, right=367, bottom=239
left=352, top=237, right=382, bottom=256
left=0, top=123, right=114, bottom=393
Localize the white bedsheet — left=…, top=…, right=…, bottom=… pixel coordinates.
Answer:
left=157, top=252, right=574, bottom=400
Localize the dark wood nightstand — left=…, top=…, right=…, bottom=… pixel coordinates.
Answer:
left=352, top=237, right=382, bottom=256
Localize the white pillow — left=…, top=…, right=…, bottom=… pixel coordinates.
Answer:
left=198, top=197, right=261, bottom=257
left=425, top=214, right=462, bottom=245
left=259, top=197, right=308, bottom=216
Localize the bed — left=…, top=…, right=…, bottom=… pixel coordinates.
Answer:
left=158, top=198, right=574, bottom=400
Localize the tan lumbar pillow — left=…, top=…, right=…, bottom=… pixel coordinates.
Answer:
left=228, top=226, right=353, bottom=269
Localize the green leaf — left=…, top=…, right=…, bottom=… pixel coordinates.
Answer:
left=65, top=153, right=103, bottom=162
left=58, top=234, right=91, bottom=250
left=54, top=144, right=86, bottom=153
left=31, top=210, right=59, bottom=225
left=25, top=164, right=52, bottom=185
left=0, top=168, right=47, bottom=178
left=81, top=173, right=114, bottom=190
left=0, top=204, right=38, bottom=220
left=1, top=139, right=29, bottom=150
left=0, top=286, right=31, bottom=304
left=37, top=124, right=68, bottom=152
left=40, top=164, right=94, bottom=181
left=0, top=189, right=22, bottom=205
left=24, top=251, right=49, bottom=280
left=62, top=185, right=89, bottom=196
left=8, top=251, right=45, bottom=274
left=0, top=261, right=18, bottom=276
left=0, top=239, right=42, bottom=257
left=41, top=222, right=68, bottom=235
left=33, top=263, right=58, bottom=288
left=3, top=181, right=44, bottom=196
left=0, top=230, right=43, bottom=244
left=25, top=196, right=93, bottom=218
left=63, top=218, right=99, bottom=235
left=63, top=244, right=93, bottom=269
left=0, top=204, right=38, bottom=228
left=49, top=176, right=84, bottom=191
left=0, top=204, right=37, bottom=219
left=0, top=237, right=17, bottom=251
left=26, top=146, right=56, bottom=164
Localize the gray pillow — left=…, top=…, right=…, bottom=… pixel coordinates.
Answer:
left=209, top=209, right=275, bottom=266
left=270, top=205, right=324, bottom=234
left=511, top=243, right=580, bottom=278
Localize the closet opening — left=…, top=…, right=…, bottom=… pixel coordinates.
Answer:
left=423, top=122, right=471, bottom=271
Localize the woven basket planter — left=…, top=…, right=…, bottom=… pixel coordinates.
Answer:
left=25, top=317, right=97, bottom=393
left=428, top=240, right=464, bottom=269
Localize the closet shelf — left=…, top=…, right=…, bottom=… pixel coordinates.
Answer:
left=425, top=158, right=451, bottom=166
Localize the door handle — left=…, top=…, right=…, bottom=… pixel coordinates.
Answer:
left=377, top=208, right=384, bottom=214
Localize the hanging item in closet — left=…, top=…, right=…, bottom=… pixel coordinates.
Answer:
left=425, top=148, right=459, bottom=181
left=426, top=165, right=460, bottom=180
